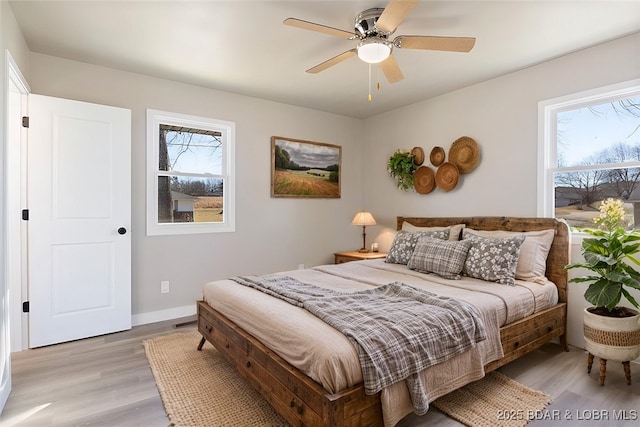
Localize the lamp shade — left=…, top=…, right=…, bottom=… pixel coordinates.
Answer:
left=352, top=211, right=376, bottom=226
left=357, top=39, right=391, bottom=64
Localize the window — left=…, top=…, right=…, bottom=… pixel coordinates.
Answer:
left=538, top=79, right=640, bottom=228
left=146, top=109, right=235, bottom=235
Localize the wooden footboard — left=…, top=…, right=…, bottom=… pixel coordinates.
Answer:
left=485, top=303, right=567, bottom=372
left=197, top=300, right=384, bottom=427
left=198, top=300, right=566, bottom=426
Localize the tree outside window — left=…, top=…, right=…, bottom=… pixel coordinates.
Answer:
left=146, top=110, right=235, bottom=236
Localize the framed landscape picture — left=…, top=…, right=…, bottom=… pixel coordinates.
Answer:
left=271, top=136, right=341, bottom=198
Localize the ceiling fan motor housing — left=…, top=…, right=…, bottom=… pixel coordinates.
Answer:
left=355, top=8, right=391, bottom=38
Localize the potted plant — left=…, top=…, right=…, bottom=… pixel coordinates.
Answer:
left=387, top=149, right=417, bottom=191
left=565, top=198, right=640, bottom=384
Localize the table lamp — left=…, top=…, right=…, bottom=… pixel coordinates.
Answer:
left=351, top=211, right=376, bottom=253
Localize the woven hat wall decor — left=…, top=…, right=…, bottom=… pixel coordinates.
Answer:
left=430, top=147, right=445, bottom=166
left=411, top=147, right=425, bottom=166
left=405, top=136, right=479, bottom=194
left=449, top=136, right=480, bottom=174
left=414, top=166, right=436, bottom=194
left=435, top=162, right=459, bottom=192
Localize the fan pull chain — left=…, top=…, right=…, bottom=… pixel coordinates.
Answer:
left=368, top=64, right=372, bottom=102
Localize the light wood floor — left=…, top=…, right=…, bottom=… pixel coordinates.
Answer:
left=1, top=318, right=638, bottom=427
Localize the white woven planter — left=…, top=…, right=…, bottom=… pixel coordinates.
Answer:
left=583, top=307, right=640, bottom=362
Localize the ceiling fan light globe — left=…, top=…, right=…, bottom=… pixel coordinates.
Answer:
left=357, top=40, right=391, bottom=64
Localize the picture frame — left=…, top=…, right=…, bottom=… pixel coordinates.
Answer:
left=271, top=136, right=341, bottom=198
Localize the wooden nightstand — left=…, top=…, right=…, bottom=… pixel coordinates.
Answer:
left=334, top=251, right=387, bottom=264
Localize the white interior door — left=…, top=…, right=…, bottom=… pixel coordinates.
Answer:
left=28, top=94, right=131, bottom=348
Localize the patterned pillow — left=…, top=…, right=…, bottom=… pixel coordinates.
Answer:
left=386, top=230, right=449, bottom=265
left=462, top=233, right=525, bottom=285
left=408, top=237, right=472, bottom=279
left=463, top=228, right=555, bottom=280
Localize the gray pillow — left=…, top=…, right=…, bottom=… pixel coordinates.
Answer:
left=408, top=237, right=472, bottom=279
left=386, top=230, right=449, bottom=265
left=462, top=234, right=525, bottom=285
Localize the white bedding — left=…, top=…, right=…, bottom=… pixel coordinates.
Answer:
left=202, top=258, right=558, bottom=426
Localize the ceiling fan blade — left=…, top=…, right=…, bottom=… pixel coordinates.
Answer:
left=379, top=54, right=404, bottom=83
left=284, top=18, right=354, bottom=39
left=306, top=49, right=357, bottom=74
left=395, top=35, right=476, bottom=52
left=375, top=0, right=419, bottom=34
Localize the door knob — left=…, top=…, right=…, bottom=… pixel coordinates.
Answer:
left=118, top=227, right=127, bottom=235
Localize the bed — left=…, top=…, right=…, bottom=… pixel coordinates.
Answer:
left=196, top=216, right=569, bottom=426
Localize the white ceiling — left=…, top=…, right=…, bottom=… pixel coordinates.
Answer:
left=9, top=0, right=640, bottom=119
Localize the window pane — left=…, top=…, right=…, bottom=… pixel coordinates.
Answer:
left=554, top=168, right=638, bottom=228
left=159, top=125, right=223, bottom=174
left=557, top=97, right=640, bottom=168
left=157, top=176, right=224, bottom=223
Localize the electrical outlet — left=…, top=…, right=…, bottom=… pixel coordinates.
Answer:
left=298, top=264, right=305, bottom=270
left=160, top=280, right=170, bottom=294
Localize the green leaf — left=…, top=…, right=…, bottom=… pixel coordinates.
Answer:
left=565, top=262, right=590, bottom=270
left=621, top=288, right=640, bottom=310
left=582, top=238, right=607, bottom=252
left=624, top=253, right=640, bottom=267
left=604, top=271, right=630, bottom=282
left=629, top=244, right=640, bottom=253
left=569, top=275, right=603, bottom=284
left=615, top=270, right=640, bottom=290
left=583, top=252, right=616, bottom=268
left=584, top=280, right=621, bottom=309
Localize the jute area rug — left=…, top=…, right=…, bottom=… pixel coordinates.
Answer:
left=144, top=331, right=551, bottom=427
left=432, top=370, right=551, bottom=427
left=143, top=330, right=287, bottom=426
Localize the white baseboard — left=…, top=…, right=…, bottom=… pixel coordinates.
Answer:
left=132, top=304, right=196, bottom=326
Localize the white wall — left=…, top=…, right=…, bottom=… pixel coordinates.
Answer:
left=27, top=53, right=366, bottom=322
left=362, top=33, right=640, bottom=352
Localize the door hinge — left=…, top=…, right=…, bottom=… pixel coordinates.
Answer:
left=22, top=301, right=29, bottom=313
left=22, top=209, right=29, bottom=220
left=22, top=116, right=29, bottom=128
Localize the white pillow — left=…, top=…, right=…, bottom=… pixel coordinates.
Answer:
left=462, top=228, right=555, bottom=280
left=402, top=222, right=466, bottom=241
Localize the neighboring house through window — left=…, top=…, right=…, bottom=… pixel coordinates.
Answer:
left=538, top=79, right=640, bottom=228
left=146, top=109, right=235, bottom=235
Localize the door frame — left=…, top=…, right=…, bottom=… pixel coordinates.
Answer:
left=5, top=49, right=30, bottom=352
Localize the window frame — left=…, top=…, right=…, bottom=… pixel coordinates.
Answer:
left=146, top=109, right=235, bottom=236
left=537, top=78, right=640, bottom=220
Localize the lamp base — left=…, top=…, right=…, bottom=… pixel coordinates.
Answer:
left=358, top=248, right=370, bottom=253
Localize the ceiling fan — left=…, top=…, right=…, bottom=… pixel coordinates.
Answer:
left=284, top=0, right=476, bottom=84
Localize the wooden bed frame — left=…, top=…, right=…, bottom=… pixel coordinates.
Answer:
left=197, top=217, right=570, bottom=427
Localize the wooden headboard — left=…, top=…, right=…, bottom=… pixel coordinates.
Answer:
left=396, top=216, right=570, bottom=303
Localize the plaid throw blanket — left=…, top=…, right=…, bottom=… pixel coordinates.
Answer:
left=231, top=275, right=487, bottom=414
